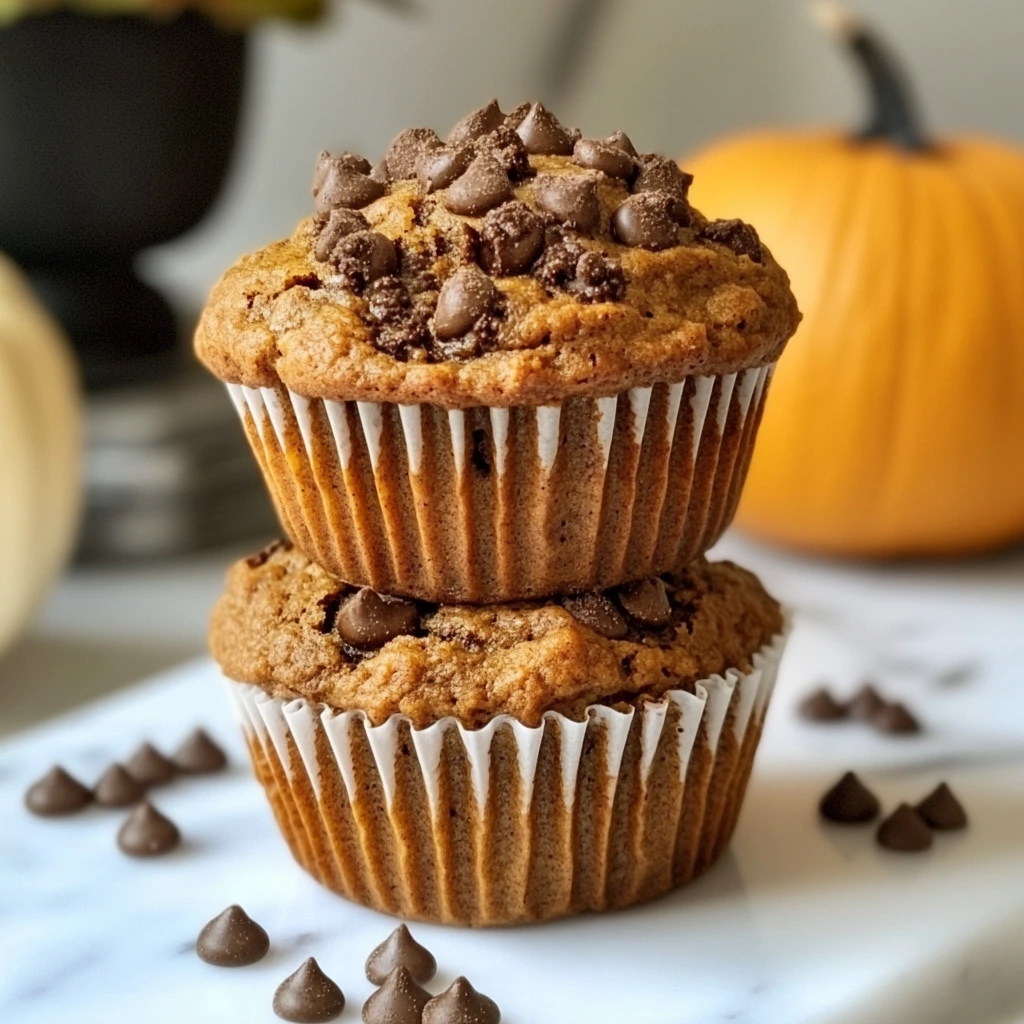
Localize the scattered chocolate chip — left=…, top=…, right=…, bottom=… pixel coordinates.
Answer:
left=24, top=766, right=92, bottom=817
left=93, top=764, right=146, bottom=808
left=419, top=145, right=473, bottom=193
left=444, top=153, right=513, bottom=215
left=125, top=742, right=176, bottom=787
left=573, top=138, right=634, bottom=178
left=365, top=924, right=437, bottom=985
left=876, top=803, right=934, bottom=852
left=916, top=783, right=967, bottom=830
left=604, top=130, right=638, bottom=158
left=330, top=231, right=398, bottom=291
left=633, top=154, right=693, bottom=206
left=699, top=218, right=763, bottom=263
left=174, top=728, right=228, bottom=774
left=570, top=250, right=626, bottom=303
left=337, top=589, right=419, bottom=649
left=117, top=801, right=180, bottom=857
left=313, top=158, right=385, bottom=215
left=386, top=127, right=443, bottom=180
left=872, top=702, right=921, bottom=735
left=819, top=771, right=880, bottom=824
left=423, top=978, right=500, bottom=1024
left=315, top=208, right=370, bottom=262
left=369, top=160, right=390, bottom=185
left=274, top=958, right=345, bottom=1023
left=847, top=684, right=885, bottom=722
left=616, top=578, right=672, bottom=628
left=515, top=101, right=573, bottom=155
left=473, top=123, right=533, bottom=181
left=562, top=593, right=628, bottom=640
left=534, top=172, right=600, bottom=233
left=613, top=192, right=680, bottom=250
left=798, top=687, right=848, bottom=722
left=532, top=235, right=586, bottom=291
left=315, top=149, right=372, bottom=178
left=362, top=967, right=432, bottom=1024
left=447, top=99, right=506, bottom=147
left=196, top=905, right=270, bottom=967
left=434, top=266, right=499, bottom=339
left=479, top=200, right=545, bottom=275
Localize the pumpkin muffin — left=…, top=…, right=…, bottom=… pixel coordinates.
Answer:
left=196, top=100, right=801, bottom=602
left=212, top=540, right=788, bottom=926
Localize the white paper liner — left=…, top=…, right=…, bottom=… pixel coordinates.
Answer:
left=226, top=626, right=788, bottom=926
left=226, top=364, right=774, bottom=603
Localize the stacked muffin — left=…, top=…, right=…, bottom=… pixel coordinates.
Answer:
left=197, top=101, right=800, bottom=926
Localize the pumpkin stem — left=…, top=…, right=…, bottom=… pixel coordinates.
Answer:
left=813, top=1, right=930, bottom=151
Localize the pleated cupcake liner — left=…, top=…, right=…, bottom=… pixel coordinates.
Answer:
left=225, top=363, right=774, bottom=603
left=226, top=626, right=788, bottom=927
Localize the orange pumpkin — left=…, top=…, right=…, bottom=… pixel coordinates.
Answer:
left=687, top=2, right=1024, bottom=557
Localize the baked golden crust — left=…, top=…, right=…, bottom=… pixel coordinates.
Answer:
left=209, top=543, right=783, bottom=728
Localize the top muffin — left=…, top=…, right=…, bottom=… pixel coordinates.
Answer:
left=196, top=100, right=800, bottom=408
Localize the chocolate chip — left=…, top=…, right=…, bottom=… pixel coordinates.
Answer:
left=534, top=173, right=600, bottom=233
left=125, top=742, right=176, bottom=787
left=563, top=593, right=628, bottom=640
left=93, top=764, right=145, bottom=808
left=418, top=145, right=473, bottom=193
left=330, top=231, right=398, bottom=291
left=616, top=578, right=672, bottom=628
left=876, top=803, right=934, bottom=852
left=847, top=684, right=885, bottom=722
left=369, top=160, right=390, bottom=185
left=447, top=99, right=506, bottom=147
left=173, top=728, right=228, bottom=774
left=613, top=192, right=680, bottom=250
left=532, top=235, right=586, bottom=291
left=916, top=783, right=967, bottom=830
left=573, top=138, right=634, bottom=179
left=117, top=801, right=181, bottom=857
left=273, top=958, right=345, bottom=1023
left=434, top=266, right=499, bottom=339
left=315, top=149, right=372, bottom=179
left=819, top=771, right=880, bottom=823
left=24, top=766, right=92, bottom=817
left=444, top=153, right=513, bottom=215
left=700, top=218, right=763, bottom=263
left=315, top=208, right=369, bottom=262
left=312, top=158, right=385, bottom=214
left=423, top=978, right=500, bottom=1024
left=633, top=154, right=693, bottom=204
left=480, top=201, right=545, bottom=275
left=504, top=101, right=531, bottom=128
left=196, top=905, right=270, bottom=967
left=366, top=275, right=412, bottom=322
left=336, top=588, right=419, bottom=649
left=604, top=130, right=638, bottom=158
left=473, top=124, right=533, bottom=182
left=798, top=687, right=848, bottom=722
left=515, top=101, right=573, bottom=155
left=386, top=127, right=443, bottom=180
left=872, top=702, right=921, bottom=735
left=570, top=250, right=626, bottom=303
left=362, top=966, right=432, bottom=1024
left=365, top=923, right=437, bottom=984
left=375, top=309, right=432, bottom=360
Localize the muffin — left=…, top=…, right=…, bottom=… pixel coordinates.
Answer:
left=211, top=540, right=787, bottom=926
left=196, top=100, right=801, bottom=602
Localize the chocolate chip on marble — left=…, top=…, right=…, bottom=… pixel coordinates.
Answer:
left=386, top=127, right=444, bottom=180
left=633, top=154, right=693, bottom=204
left=315, top=208, right=370, bottom=262
left=604, top=130, right=638, bottom=158
left=573, top=138, right=635, bottom=179
left=196, top=905, right=270, bottom=967
left=444, top=153, right=513, bottom=215
left=872, top=701, right=921, bottom=735
left=613, top=192, right=681, bottom=251
left=117, top=801, right=181, bottom=857
left=273, top=958, right=345, bottom=1023
left=480, top=200, right=545, bottom=275
left=876, top=803, right=934, bottom=852
left=515, top=101, right=574, bottom=155
left=819, top=771, right=880, bottom=824
left=447, top=99, right=506, bottom=147
left=362, top=966, right=432, bottom=1024
left=312, top=155, right=385, bottom=214
left=616, top=578, right=672, bottom=628
left=846, top=684, right=885, bottom=722
left=173, top=728, right=228, bottom=774
left=125, top=742, right=176, bottom=787
left=916, top=783, right=968, bottom=831
left=534, top=172, right=600, bottom=233
left=423, top=978, right=501, bottom=1024
left=418, top=145, right=473, bottom=193
left=798, top=687, right=848, bottom=722
left=562, top=593, right=628, bottom=640
left=365, top=923, right=437, bottom=984
left=700, top=218, right=763, bottom=263
left=93, top=763, right=146, bottom=808
left=569, top=250, right=626, bottom=303
left=330, top=231, right=398, bottom=291
left=434, top=265, right=499, bottom=339
left=336, top=588, right=419, bottom=649
left=24, top=766, right=92, bottom=817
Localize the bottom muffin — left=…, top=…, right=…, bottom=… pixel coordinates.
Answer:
left=211, top=541, right=787, bottom=926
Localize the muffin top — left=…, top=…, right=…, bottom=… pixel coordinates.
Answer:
left=210, top=541, right=783, bottom=728
left=196, top=100, right=800, bottom=408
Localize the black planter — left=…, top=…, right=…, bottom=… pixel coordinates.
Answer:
left=0, top=12, right=247, bottom=389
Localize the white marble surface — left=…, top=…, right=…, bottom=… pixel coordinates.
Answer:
left=2, top=537, right=1024, bottom=1024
